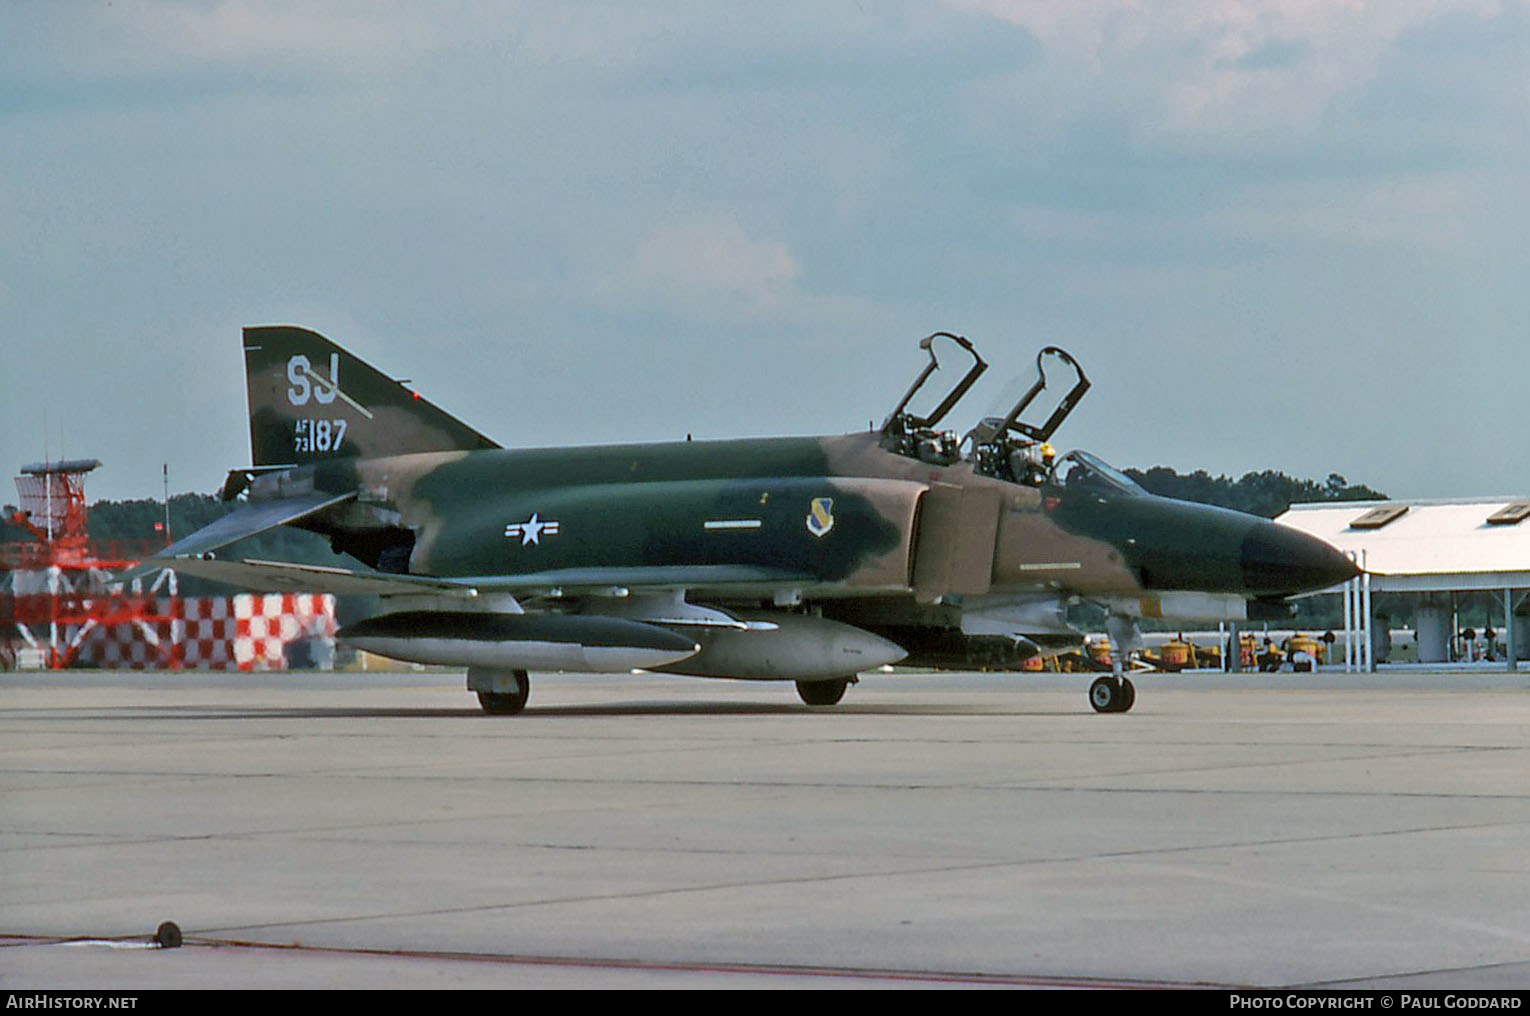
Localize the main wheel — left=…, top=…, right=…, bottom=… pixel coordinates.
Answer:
left=476, top=669, right=530, bottom=714
left=796, top=678, right=849, bottom=706
left=1088, top=676, right=1135, bottom=713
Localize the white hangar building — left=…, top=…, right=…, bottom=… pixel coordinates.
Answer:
left=1277, top=498, right=1530, bottom=670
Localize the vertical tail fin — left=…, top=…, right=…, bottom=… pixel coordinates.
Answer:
left=243, top=326, right=500, bottom=467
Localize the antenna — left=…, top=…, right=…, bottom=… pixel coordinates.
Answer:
left=162, top=463, right=172, bottom=544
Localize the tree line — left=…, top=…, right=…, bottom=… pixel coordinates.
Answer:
left=1121, top=468, right=1385, bottom=518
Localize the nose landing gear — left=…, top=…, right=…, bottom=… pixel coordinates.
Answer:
left=1089, top=675, right=1136, bottom=713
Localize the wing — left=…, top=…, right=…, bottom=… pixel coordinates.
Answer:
left=149, top=555, right=481, bottom=598
left=159, top=491, right=358, bottom=558
left=114, top=491, right=360, bottom=589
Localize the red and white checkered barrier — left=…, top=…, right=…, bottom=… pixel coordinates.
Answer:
left=78, top=594, right=336, bottom=671
left=230, top=593, right=336, bottom=670
left=79, top=597, right=180, bottom=670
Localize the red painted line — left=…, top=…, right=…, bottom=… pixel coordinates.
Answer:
left=1, top=933, right=1236, bottom=988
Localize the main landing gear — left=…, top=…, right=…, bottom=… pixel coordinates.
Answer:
left=796, top=676, right=854, bottom=706
left=471, top=667, right=530, bottom=715
left=1088, top=675, right=1135, bottom=713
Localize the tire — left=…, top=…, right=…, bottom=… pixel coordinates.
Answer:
left=476, top=670, right=530, bottom=714
left=1089, top=676, right=1134, bottom=714
left=796, top=678, right=849, bottom=706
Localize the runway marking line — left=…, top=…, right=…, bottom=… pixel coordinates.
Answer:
left=0, top=934, right=1234, bottom=989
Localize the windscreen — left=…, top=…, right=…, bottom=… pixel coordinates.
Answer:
left=1054, top=450, right=1146, bottom=497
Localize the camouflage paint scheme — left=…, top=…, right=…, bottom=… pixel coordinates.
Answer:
left=148, top=326, right=1358, bottom=713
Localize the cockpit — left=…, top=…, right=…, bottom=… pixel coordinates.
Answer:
left=879, top=333, right=1143, bottom=495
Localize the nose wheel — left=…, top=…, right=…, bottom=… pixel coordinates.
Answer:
left=1089, top=675, right=1135, bottom=713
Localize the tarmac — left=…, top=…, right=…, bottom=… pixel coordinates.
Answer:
left=3, top=666, right=1530, bottom=990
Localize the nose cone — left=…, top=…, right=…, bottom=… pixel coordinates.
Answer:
left=1241, top=522, right=1360, bottom=596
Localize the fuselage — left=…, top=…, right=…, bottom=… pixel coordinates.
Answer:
left=273, top=429, right=1357, bottom=608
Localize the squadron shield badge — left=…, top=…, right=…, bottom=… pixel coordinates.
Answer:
left=806, top=497, right=835, bottom=538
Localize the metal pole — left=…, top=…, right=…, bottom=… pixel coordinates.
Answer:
left=162, top=463, right=172, bottom=544
left=1342, top=565, right=1355, bottom=673
left=47, top=564, right=59, bottom=670
left=1506, top=588, right=1516, bottom=674
left=1361, top=551, right=1373, bottom=672
left=1451, top=593, right=1458, bottom=663
left=1341, top=571, right=1351, bottom=672
left=1345, top=551, right=1361, bottom=673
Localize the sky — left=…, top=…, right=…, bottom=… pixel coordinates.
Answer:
left=2, top=1, right=1527, bottom=504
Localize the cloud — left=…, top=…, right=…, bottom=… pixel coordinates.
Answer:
left=2, top=0, right=450, bottom=99
left=1213, top=173, right=1489, bottom=254
left=2, top=2, right=1527, bottom=502
left=947, top=0, right=1506, bottom=148
left=600, top=215, right=802, bottom=318
left=130, top=1, right=432, bottom=65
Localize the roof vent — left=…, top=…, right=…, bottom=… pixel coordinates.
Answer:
left=1349, top=505, right=1409, bottom=530
left=1486, top=502, right=1530, bottom=526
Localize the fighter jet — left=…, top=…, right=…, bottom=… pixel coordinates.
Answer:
left=140, top=327, right=1357, bottom=714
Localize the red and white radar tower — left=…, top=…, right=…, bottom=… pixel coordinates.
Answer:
left=1, top=459, right=175, bottom=669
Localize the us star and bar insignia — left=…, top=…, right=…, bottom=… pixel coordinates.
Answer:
left=504, top=513, right=560, bottom=545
